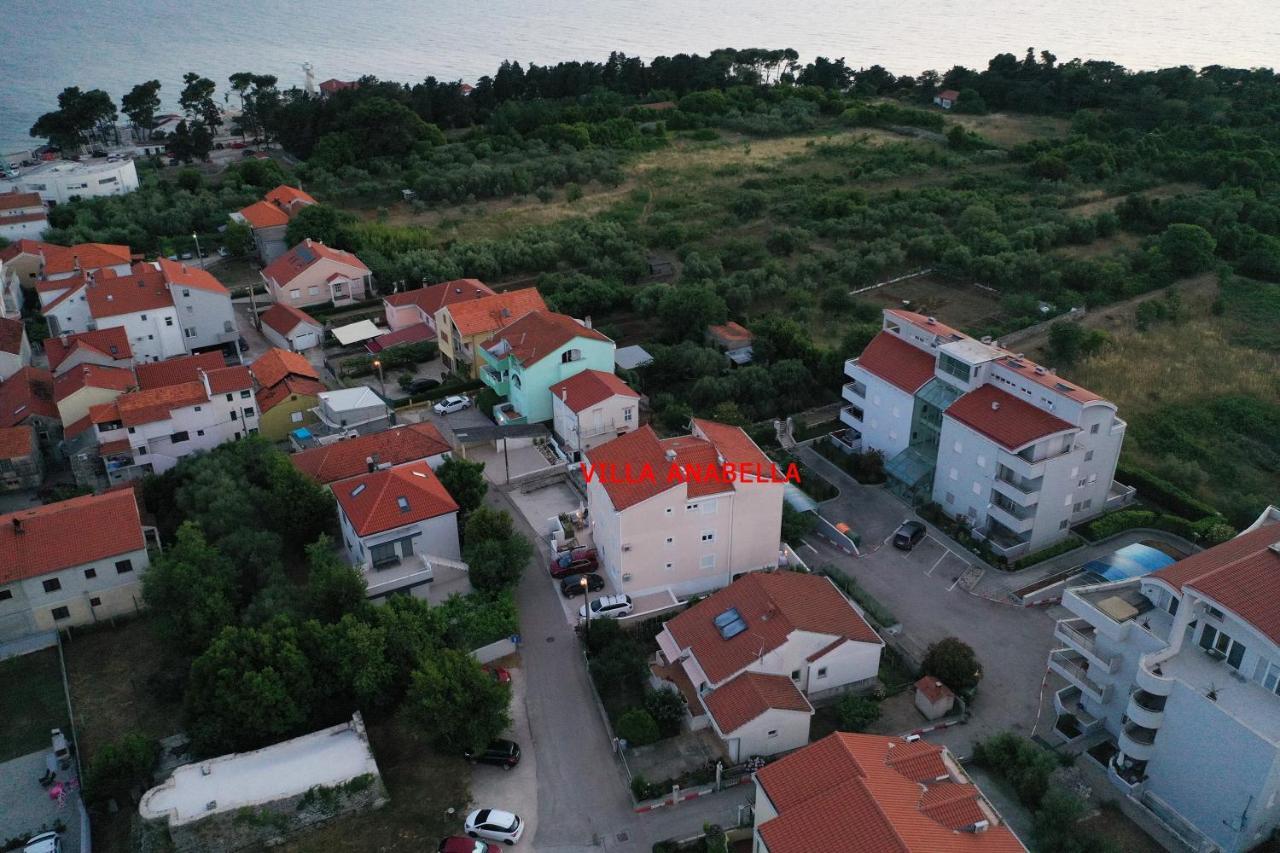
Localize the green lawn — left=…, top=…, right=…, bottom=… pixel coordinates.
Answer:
left=0, top=648, right=71, bottom=761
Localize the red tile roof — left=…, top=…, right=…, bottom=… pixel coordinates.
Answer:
left=53, top=363, right=136, bottom=402
left=0, top=211, right=48, bottom=227
left=1152, top=519, right=1280, bottom=643
left=262, top=239, right=370, bottom=287
left=0, top=316, right=25, bottom=355
left=483, top=310, right=611, bottom=366
left=155, top=258, right=229, bottom=295
left=236, top=200, right=289, bottom=229
left=0, top=190, right=42, bottom=212
left=692, top=418, right=774, bottom=470
left=992, top=354, right=1104, bottom=404
left=0, top=425, right=35, bottom=459
left=384, top=279, right=496, bottom=315
left=260, top=302, right=321, bottom=338
left=0, top=367, right=57, bottom=426
left=445, top=288, right=547, bottom=337
left=945, top=385, right=1074, bottom=451
left=665, top=572, right=881, bottom=685
left=707, top=321, right=753, bottom=347
left=264, top=185, right=317, bottom=210
left=257, top=375, right=326, bottom=413
left=250, top=348, right=318, bottom=389
left=91, top=381, right=208, bottom=427
left=62, top=415, right=93, bottom=439
left=855, top=332, right=938, bottom=394
left=333, top=460, right=459, bottom=536
left=0, top=491, right=146, bottom=583
left=319, top=79, right=357, bottom=94
left=548, top=369, right=638, bottom=413
left=938, top=89, right=961, bottom=101
left=366, top=323, right=433, bottom=352
left=755, top=733, right=1026, bottom=853
left=916, top=676, right=955, bottom=704
left=86, top=265, right=173, bottom=319
left=44, top=328, right=132, bottom=371
left=136, top=352, right=226, bottom=389
left=290, top=423, right=450, bottom=484
left=17, top=242, right=132, bottom=276
left=703, top=671, right=812, bottom=733
left=884, top=308, right=964, bottom=341
left=205, top=365, right=253, bottom=395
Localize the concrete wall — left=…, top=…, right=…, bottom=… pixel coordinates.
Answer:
left=721, top=707, right=810, bottom=761
left=0, top=545, right=149, bottom=640
left=471, top=637, right=518, bottom=665
left=847, top=364, right=914, bottom=460
left=171, top=285, right=236, bottom=352
left=551, top=391, right=638, bottom=459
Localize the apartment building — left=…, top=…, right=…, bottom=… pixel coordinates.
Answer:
left=261, top=240, right=371, bottom=308
left=1048, top=506, right=1280, bottom=852
left=0, top=490, right=151, bottom=641
left=478, top=310, right=615, bottom=425
left=89, top=365, right=258, bottom=483
left=840, top=309, right=1131, bottom=560
left=0, top=157, right=140, bottom=205
left=585, top=418, right=785, bottom=598
left=548, top=369, right=640, bottom=461
left=435, top=288, right=547, bottom=377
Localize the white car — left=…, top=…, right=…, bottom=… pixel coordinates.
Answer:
left=579, top=594, right=634, bottom=621
left=23, top=832, right=61, bottom=853
left=434, top=395, right=472, bottom=415
left=465, top=808, right=524, bottom=845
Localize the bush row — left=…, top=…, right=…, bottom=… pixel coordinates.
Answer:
left=817, top=565, right=897, bottom=628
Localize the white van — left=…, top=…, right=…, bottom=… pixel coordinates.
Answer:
left=579, top=594, right=634, bottom=621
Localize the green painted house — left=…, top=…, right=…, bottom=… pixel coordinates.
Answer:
left=477, top=310, right=615, bottom=424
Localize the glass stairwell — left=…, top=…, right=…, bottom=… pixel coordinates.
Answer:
left=885, top=378, right=963, bottom=505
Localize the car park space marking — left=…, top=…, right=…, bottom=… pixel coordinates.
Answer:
left=800, top=540, right=818, bottom=554
left=925, top=551, right=948, bottom=576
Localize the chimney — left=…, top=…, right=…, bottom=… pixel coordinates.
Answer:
left=926, top=316, right=936, bottom=325
left=73, top=255, right=80, bottom=271
left=560, top=388, right=567, bottom=402
left=475, top=289, right=482, bottom=297
left=1034, top=366, right=1047, bottom=375
left=664, top=448, right=677, bottom=463
left=12, top=517, right=23, bottom=534
left=583, top=315, right=593, bottom=329
left=366, top=453, right=379, bottom=473
left=991, top=401, right=1000, bottom=411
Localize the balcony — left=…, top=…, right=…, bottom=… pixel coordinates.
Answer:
left=481, top=366, right=509, bottom=395
left=1119, top=723, right=1158, bottom=762
left=843, top=357, right=860, bottom=379
left=1125, top=689, right=1166, bottom=730
left=1048, top=649, right=1111, bottom=704
left=840, top=404, right=864, bottom=428
left=988, top=500, right=1035, bottom=534
left=1052, top=685, right=1103, bottom=743
left=829, top=427, right=862, bottom=454
left=1108, top=755, right=1146, bottom=795
left=1135, top=652, right=1175, bottom=697
left=493, top=402, right=526, bottom=426
left=994, top=467, right=1043, bottom=498
left=1105, top=480, right=1136, bottom=509
left=842, top=380, right=867, bottom=403
left=1054, top=619, right=1120, bottom=674
left=982, top=520, right=1032, bottom=559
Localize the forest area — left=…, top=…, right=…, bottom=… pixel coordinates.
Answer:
left=23, top=46, right=1280, bottom=527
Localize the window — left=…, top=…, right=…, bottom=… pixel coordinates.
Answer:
left=665, top=562, right=674, bottom=572
left=953, top=441, right=962, bottom=453
left=1059, top=519, right=1069, bottom=530
left=185, top=328, right=195, bottom=337
left=666, top=537, right=674, bottom=546
left=790, top=670, right=800, bottom=680
left=194, top=406, right=202, bottom=412
left=971, top=482, right=981, bottom=495
left=138, top=446, right=147, bottom=455
left=949, top=467, right=958, bottom=481
left=1167, top=596, right=1179, bottom=617
left=43, top=578, right=61, bottom=593
left=624, top=408, right=633, bottom=422
left=165, top=317, right=174, bottom=326
left=84, top=568, right=97, bottom=580
left=171, top=431, right=189, bottom=443
left=308, top=286, right=319, bottom=296
left=1084, top=450, right=1094, bottom=462
left=700, top=554, right=716, bottom=571
left=1074, top=502, right=1082, bottom=512
left=665, top=507, right=672, bottom=515
left=701, top=531, right=715, bottom=542
left=817, top=667, right=828, bottom=679
left=243, top=408, right=255, bottom=418
left=241, top=390, right=251, bottom=398
left=0, top=589, right=12, bottom=601
left=767, top=730, right=779, bottom=739
left=226, top=393, right=233, bottom=401
left=945, top=492, right=955, bottom=505
left=687, top=503, right=698, bottom=511
left=976, top=454, right=986, bottom=468
left=1200, top=625, right=1219, bottom=651
left=1227, top=639, right=1247, bottom=670
left=90, top=597, right=101, bottom=607
left=1207, top=605, right=1225, bottom=620
left=1090, top=424, right=1100, bottom=434
left=51, top=606, right=70, bottom=621
left=1259, top=661, right=1280, bottom=696
left=290, top=290, right=300, bottom=301
left=196, top=430, right=204, bottom=437
left=371, top=542, right=398, bottom=567
left=561, top=348, right=582, bottom=364
left=938, top=352, right=971, bottom=382
left=230, top=411, right=238, bottom=421
left=140, top=314, right=147, bottom=320
left=115, top=559, right=133, bottom=575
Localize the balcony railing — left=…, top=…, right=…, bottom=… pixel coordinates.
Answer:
left=840, top=405, right=864, bottom=425
left=842, top=380, right=867, bottom=400
left=995, top=467, right=1043, bottom=495
left=1048, top=649, right=1110, bottom=703
left=1055, top=619, right=1119, bottom=673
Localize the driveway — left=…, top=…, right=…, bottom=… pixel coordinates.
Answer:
left=0, top=751, right=82, bottom=853
left=468, top=663, right=539, bottom=847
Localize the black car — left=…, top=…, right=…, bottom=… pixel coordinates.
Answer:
left=406, top=377, right=441, bottom=395
left=560, top=573, right=605, bottom=598
left=464, top=738, right=521, bottom=769
left=892, top=520, right=926, bottom=551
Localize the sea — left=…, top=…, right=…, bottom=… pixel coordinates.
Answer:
left=2, top=0, right=1279, bottom=155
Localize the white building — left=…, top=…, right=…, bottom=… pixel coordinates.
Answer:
left=44, top=327, right=134, bottom=377
left=261, top=239, right=372, bottom=308
left=1047, top=507, right=1280, bottom=852
left=1, top=157, right=139, bottom=205
left=655, top=571, right=883, bottom=760
left=90, top=364, right=258, bottom=483
left=259, top=302, right=323, bottom=352
left=40, top=260, right=236, bottom=363
left=840, top=309, right=1131, bottom=560
left=0, top=316, right=31, bottom=381
left=0, top=190, right=48, bottom=241
left=585, top=418, right=785, bottom=599
left=332, top=460, right=465, bottom=601
left=312, top=387, right=391, bottom=436
left=548, top=368, right=640, bottom=461
left=0, top=490, right=152, bottom=641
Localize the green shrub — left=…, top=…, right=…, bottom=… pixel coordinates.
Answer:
left=921, top=637, right=982, bottom=693
left=644, top=689, right=687, bottom=738
left=973, top=732, right=1060, bottom=808
left=83, top=732, right=159, bottom=805
left=632, top=773, right=660, bottom=802
left=617, top=708, right=661, bottom=746
left=1117, top=461, right=1221, bottom=520
left=817, top=565, right=896, bottom=627
left=836, top=695, right=881, bottom=732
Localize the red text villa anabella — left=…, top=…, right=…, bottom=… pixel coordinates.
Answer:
left=579, top=461, right=801, bottom=485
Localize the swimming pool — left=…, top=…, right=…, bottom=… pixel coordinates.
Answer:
left=1078, top=542, right=1178, bottom=584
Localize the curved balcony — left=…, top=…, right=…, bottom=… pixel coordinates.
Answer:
left=1135, top=653, right=1175, bottom=697
left=1119, top=723, right=1159, bottom=762
left=1125, top=689, right=1166, bottom=730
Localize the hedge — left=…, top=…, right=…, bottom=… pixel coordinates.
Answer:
left=1117, top=461, right=1221, bottom=520
left=387, top=377, right=485, bottom=408
left=1080, top=508, right=1235, bottom=546
left=818, top=565, right=897, bottom=628
left=1012, top=535, right=1084, bottom=570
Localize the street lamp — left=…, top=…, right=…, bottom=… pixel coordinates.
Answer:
left=372, top=358, right=385, bottom=398
left=190, top=232, right=202, bottom=268
left=580, top=575, right=591, bottom=642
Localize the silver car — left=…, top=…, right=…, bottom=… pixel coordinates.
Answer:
left=23, top=832, right=62, bottom=853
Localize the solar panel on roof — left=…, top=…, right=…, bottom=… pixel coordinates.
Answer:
left=721, top=619, right=748, bottom=640
left=296, top=246, right=316, bottom=264
left=715, top=607, right=748, bottom=640
left=714, top=608, right=741, bottom=629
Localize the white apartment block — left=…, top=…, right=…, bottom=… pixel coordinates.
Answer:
left=1048, top=507, right=1280, bottom=852
left=840, top=309, right=1131, bottom=560
left=585, top=418, right=784, bottom=599
left=90, top=365, right=259, bottom=483
left=0, top=157, right=140, bottom=205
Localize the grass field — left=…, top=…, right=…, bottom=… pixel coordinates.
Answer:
left=0, top=647, right=70, bottom=762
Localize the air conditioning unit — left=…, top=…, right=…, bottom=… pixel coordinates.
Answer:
left=622, top=544, right=632, bottom=552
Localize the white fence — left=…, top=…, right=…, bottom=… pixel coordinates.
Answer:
left=471, top=637, right=518, bottom=664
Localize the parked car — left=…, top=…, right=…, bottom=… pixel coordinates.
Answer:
left=90, top=149, right=108, bottom=158
left=237, top=337, right=249, bottom=353
left=406, top=377, right=441, bottom=395
left=579, top=594, right=633, bottom=621
left=439, top=838, right=499, bottom=853
left=180, top=251, right=194, bottom=260
left=22, top=832, right=61, bottom=853
left=465, top=808, right=524, bottom=845
left=560, top=573, right=605, bottom=598
left=892, top=520, right=926, bottom=551
left=484, top=665, right=511, bottom=684
left=548, top=546, right=598, bottom=579
left=433, top=395, right=472, bottom=415
left=464, top=738, right=521, bottom=769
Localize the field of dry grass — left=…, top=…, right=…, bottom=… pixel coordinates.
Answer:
left=947, top=111, right=1070, bottom=147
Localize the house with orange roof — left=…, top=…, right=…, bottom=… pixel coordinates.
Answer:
left=477, top=310, right=615, bottom=425
left=0, top=316, right=31, bottom=381
left=434, top=287, right=546, bottom=377
left=548, top=368, right=640, bottom=460
left=259, top=302, right=323, bottom=352
left=44, top=328, right=133, bottom=377
left=261, top=239, right=371, bottom=308
left=250, top=348, right=327, bottom=440
left=0, top=366, right=60, bottom=459
left=0, top=425, right=42, bottom=491
left=584, top=418, right=785, bottom=599
left=0, top=189, right=48, bottom=242
left=332, top=460, right=466, bottom=602
left=841, top=309, right=1130, bottom=560
left=229, top=184, right=319, bottom=263
left=0, top=240, right=133, bottom=285
left=90, top=365, right=258, bottom=484
left=654, top=571, right=883, bottom=760
left=1048, top=505, right=1280, bottom=850
left=705, top=320, right=754, bottom=365
left=753, top=732, right=1026, bottom=852
left=289, top=422, right=450, bottom=485
left=382, top=278, right=496, bottom=335
left=0, top=490, right=154, bottom=640
left=53, top=362, right=137, bottom=428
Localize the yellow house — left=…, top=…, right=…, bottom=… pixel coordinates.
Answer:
left=53, top=363, right=137, bottom=429
left=434, top=288, right=546, bottom=378
left=249, top=349, right=326, bottom=441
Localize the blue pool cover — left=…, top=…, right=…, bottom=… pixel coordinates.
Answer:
left=292, top=427, right=314, bottom=440
left=1080, top=543, right=1176, bottom=582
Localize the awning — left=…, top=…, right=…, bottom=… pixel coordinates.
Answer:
left=331, top=320, right=381, bottom=346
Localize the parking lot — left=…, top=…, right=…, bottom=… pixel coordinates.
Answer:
left=467, top=664, right=539, bottom=848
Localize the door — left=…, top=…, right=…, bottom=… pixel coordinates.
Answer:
left=725, top=738, right=740, bottom=763
left=592, top=407, right=603, bottom=434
